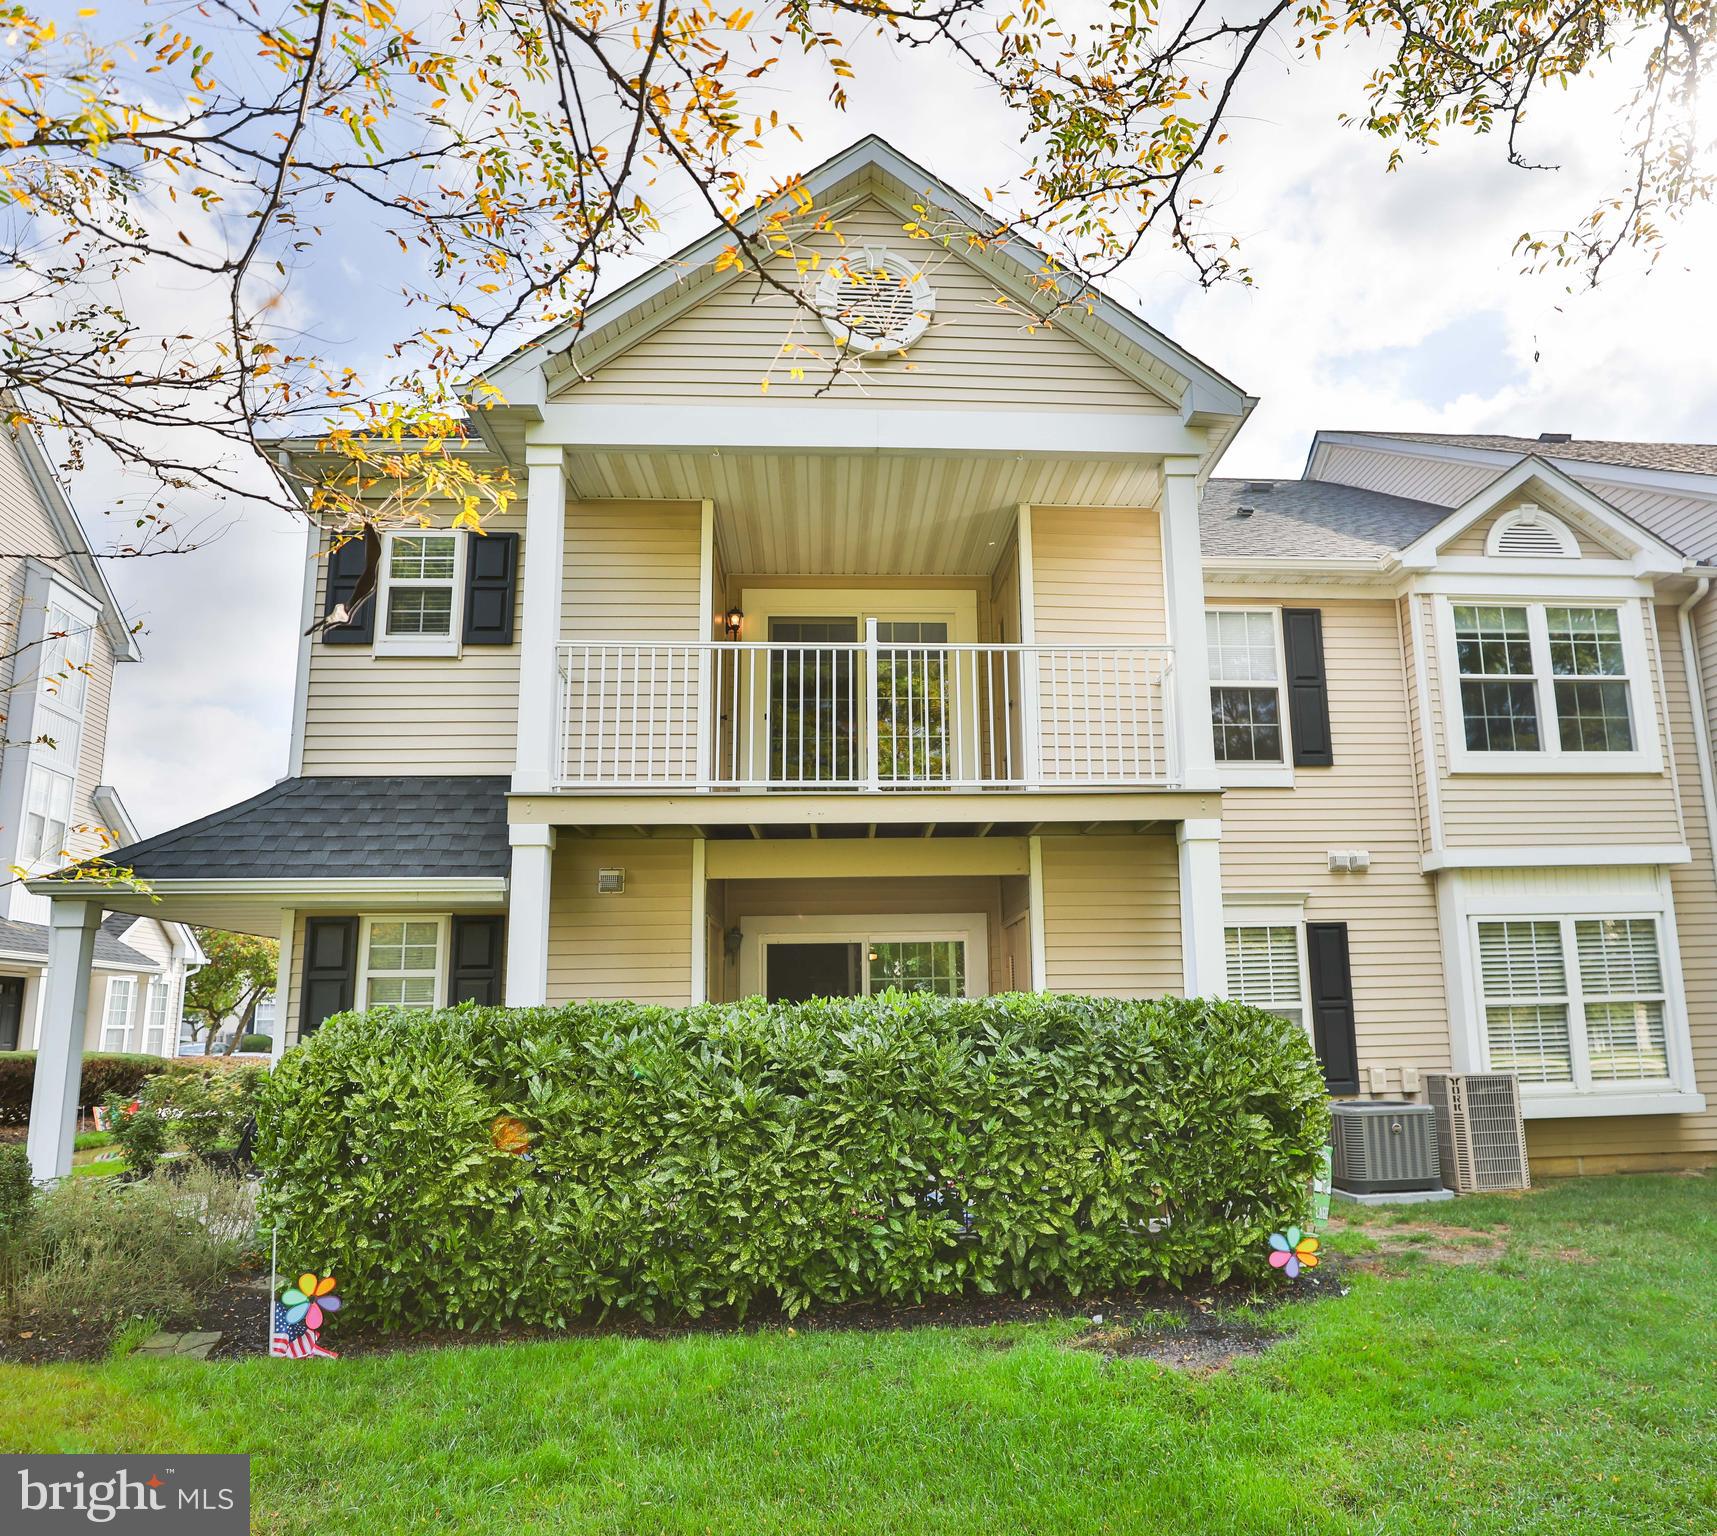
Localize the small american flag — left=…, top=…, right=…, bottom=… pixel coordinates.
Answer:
left=270, top=1302, right=338, bottom=1359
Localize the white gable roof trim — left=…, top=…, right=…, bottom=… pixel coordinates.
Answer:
left=1394, top=455, right=1686, bottom=575
left=479, top=136, right=1250, bottom=426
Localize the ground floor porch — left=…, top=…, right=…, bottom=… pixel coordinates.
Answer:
left=19, top=773, right=1717, bottom=1182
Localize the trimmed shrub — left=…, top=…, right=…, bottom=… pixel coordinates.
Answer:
left=236, top=1034, right=272, bottom=1053
left=259, top=993, right=1329, bottom=1330
left=0, top=1052, right=167, bottom=1126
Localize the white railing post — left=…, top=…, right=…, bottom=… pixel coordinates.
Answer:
left=864, top=619, right=881, bottom=792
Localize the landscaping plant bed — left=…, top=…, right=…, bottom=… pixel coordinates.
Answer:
left=7, top=1259, right=1350, bottom=1364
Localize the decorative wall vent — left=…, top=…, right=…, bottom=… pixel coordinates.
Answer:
left=815, top=247, right=934, bottom=354
left=1485, top=504, right=1580, bottom=559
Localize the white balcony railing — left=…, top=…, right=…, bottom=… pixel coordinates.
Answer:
left=554, top=632, right=1177, bottom=792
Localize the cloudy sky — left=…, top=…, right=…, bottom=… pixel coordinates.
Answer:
left=81, top=18, right=1717, bottom=837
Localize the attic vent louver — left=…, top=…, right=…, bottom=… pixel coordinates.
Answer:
left=815, top=247, right=934, bottom=354
left=1486, top=504, right=1579, bottom=559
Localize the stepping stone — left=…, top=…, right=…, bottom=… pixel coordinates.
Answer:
left=136, top=1330, right=223, bottom=1359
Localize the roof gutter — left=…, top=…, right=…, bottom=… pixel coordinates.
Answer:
left=1676, top=575, right=1717, bottom=906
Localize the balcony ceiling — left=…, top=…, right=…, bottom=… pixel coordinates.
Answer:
left=563, top=449, right=1163, bottom=576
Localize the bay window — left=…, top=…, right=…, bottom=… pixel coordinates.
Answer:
left=101, top=976, right=136, bottom=1052
left=21, top=766, right=73, bottom=865
left=141, top=977, right=172, bottom=1056
left=1476, top=914, right=1674, bottom=1092
left=1441, top=598, right=1655, bottom=771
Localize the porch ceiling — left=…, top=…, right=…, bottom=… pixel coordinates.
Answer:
left=563, top=450, right=1164, bottom=576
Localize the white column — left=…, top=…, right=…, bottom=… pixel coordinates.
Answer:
left=272, top=909, right=294, bottom=1063
left=505, top=823, right=556, bottom=1006
left=1177, top=818, right=1227, bottom=999
left=513, top=444, right=568, bottom=794
left=1160, top=456, right=1218, bottom=791
left=26, top=899, right=100, bottom=1181
left=690, top=836, right=707, bottom=1004
left=1027, top=834, right=1049, bottom=992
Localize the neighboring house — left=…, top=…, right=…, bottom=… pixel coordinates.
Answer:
left=20, top=137, right=1717, bottom=1183
left=0, top=420, right=201, bottom=1066
left=179, top=992, right=276, bottom=1054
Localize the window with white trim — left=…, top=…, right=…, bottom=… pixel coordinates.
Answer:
left=1444, top=598, right=1651, bottom=769
left=377, top=532, right=463, bottom=654
left=1224, top=923, right=1306, bottom=1028
left=1545, top=606, right=1634, bottom=752
left=1206, top=610, right=1284, bottom=764
left=1453, top=605, right=1539, bottom=753
left=867, top=939, right=965, bottom=997
left=38, top=602, right=92, bottom=712
left=1475, top=914, right=1672, bottom=1089
left=21, top=766, right=73, bottom=864
left=361, top=919, right=443, bottom=1008
left=141, top=977, right=171, bottom=1056
left=102, top=976, right=136, bottom=1052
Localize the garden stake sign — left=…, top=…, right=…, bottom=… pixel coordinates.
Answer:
left=267, top=1231, right=342, bottom=1359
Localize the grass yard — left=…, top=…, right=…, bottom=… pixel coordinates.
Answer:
left=4, top=1174, right=1715, bottom=1534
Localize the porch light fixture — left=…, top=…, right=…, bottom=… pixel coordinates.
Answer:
left=723, top=607, right=745, bottom=640
left=596, top=867, right=625, bottom=894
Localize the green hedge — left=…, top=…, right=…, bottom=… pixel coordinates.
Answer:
left=0, top=1052, right=168, bottom=1126
left=257, top=993, right=1330, bottom=1329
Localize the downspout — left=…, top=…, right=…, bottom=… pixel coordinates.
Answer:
left=1676, top=576, right=1717, bottom=900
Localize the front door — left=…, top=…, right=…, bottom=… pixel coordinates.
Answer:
left=0, top=976, right=24, bottom=1051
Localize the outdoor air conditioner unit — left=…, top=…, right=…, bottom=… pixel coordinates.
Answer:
left=1425, top=1072, right=1530, bottom=1193
left=1330, top=1102, right=1441, bottom=1194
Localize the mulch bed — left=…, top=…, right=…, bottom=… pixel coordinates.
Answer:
left=3, top=1256, right=1352, bottom=1365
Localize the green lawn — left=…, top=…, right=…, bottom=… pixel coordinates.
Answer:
left=4, top=1174, right=1715, bottom=1534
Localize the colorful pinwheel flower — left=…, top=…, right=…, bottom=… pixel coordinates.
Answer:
left=1267, top=1227, right=1320, bottom=1279
left=281, top=1272, right=341, bottom=1330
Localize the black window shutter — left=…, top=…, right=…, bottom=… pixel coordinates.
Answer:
left=463, top=531, right=519, bottom=645
left=449, top=916, right=506, bottom=1005
left=1281, top=608, right=1333, bottom=766
left=299, top=917, right=358, bottom=1036
left=1304, top=921, right=1360, bottom=1095
left=322, top=534, right=376, bottom=646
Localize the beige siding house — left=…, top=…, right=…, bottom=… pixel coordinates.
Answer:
left=0, top=421, right=202, bottom=1069
left=24, top=140, right=1717, bottom=1183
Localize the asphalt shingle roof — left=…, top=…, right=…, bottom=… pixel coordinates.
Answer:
left=1201, top=478, right=1448, bottom=561
left=1348, top=432, right=1717, bottom=478
left=109, top=776, right=512, bottom=882
left=0, top=915, right=157, bottom=969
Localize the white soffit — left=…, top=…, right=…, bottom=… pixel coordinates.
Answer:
left=564, top=449, right=1163, bottom=576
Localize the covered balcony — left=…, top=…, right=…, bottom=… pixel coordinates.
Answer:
left=511, top=433, right=1220, bottom=817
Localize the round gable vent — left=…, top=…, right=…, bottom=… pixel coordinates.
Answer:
left=1486, top=505, right=1580, bottom=559
left=815, top=247, right=934, bottom=354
